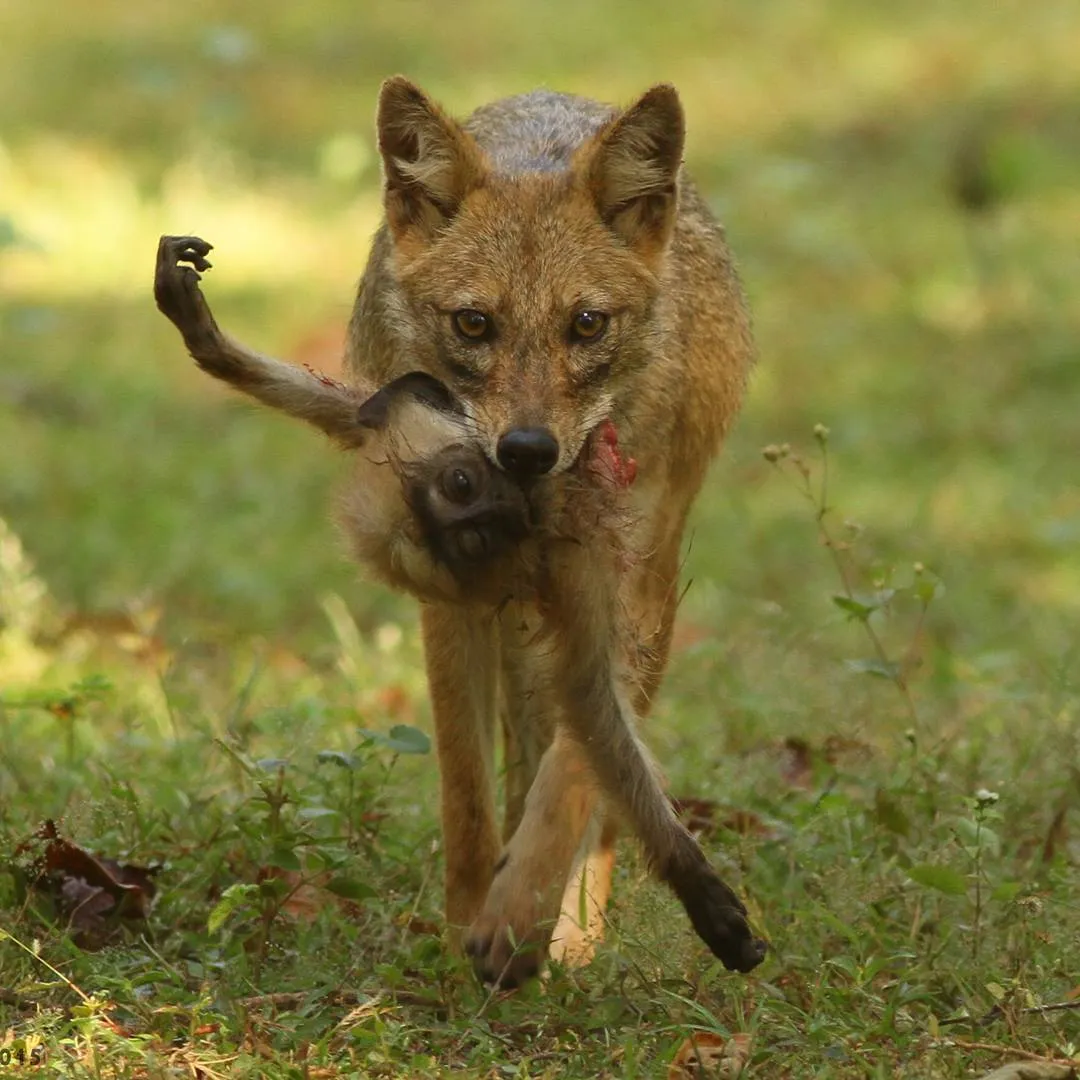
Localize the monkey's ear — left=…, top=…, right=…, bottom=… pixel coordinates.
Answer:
left=581, top=84, right=685, bottom=262
left=377, top=77, right=488, bottom=245
left=356, top=372, right=463, bottom=430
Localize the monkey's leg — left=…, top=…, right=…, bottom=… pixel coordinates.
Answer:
left=548, top=525, right=684, bottom=967
left=546, top=541, right=767, bottom=974
left=154, top=235, right=370, bottom=445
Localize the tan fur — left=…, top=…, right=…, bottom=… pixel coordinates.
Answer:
left=154, top=75, right=765, bottom=990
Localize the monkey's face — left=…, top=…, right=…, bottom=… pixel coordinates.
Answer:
left=407, top=444, right=531, bottom=580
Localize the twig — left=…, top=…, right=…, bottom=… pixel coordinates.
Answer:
left=939, top=1000, right=1080, bottom=1027
left=937, top=1036, right=1077, bottom=1067
left=237, top=989, right=445, bottom=1011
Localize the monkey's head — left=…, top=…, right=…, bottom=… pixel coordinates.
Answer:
left=353, top=371, right=631, bottom=596
left=354, top=371, right=533, bottom=584
left=406, top=444, right=531, bottom=580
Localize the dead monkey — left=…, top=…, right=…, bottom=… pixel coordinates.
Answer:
left=154, top=234, right=766, bottom=982
left=154, top=235, right=533, bottom=603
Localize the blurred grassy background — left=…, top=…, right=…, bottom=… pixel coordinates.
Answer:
left=2, top=3, right=1079, bottom=1074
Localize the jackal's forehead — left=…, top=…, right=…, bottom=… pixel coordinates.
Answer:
left=397, top=179, right=657, bottom=315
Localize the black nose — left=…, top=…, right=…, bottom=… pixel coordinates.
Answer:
left=496, top=427, right=559, bottom=477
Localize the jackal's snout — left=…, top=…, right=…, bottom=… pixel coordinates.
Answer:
left=496, top=426, right=559, bottom=478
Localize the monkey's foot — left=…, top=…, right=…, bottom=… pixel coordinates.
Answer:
left=664, top=849, right=767, bottom=974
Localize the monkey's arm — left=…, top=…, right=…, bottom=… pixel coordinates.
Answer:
left=155, top=235, right=372, bottom=447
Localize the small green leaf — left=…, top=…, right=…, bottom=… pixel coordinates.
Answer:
left=325, top=876, right=378, bottom=901
left=384, top=725, right=431, bottom=755
left=955, top=818, right=1001, bottom=856
left=833, top=595, right=875, bottom=621
left=991, top=881, right=1023, bottom=903
left=316, top=750, right=357, bottom=769
left=845, top=658, right=900, bottom=680
left=914, top=577, right=942, bottom=604
left=208, top=883, right=259, bottom=933
left=268, top=846, right=302, bottom=872
left=907, top=864, right=967, bottom=896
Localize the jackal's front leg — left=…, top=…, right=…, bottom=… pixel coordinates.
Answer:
left=154, top=235, right=369, bottom=445
left=421, top=603, right=503, bottom=940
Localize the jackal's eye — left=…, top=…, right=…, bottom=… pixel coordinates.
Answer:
left=570, top=310, right=608, bottom=342
left=453, top=309, right=492, bottom=342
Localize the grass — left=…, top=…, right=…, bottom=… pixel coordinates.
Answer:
left=2, top=0, right=1079, bottom=1075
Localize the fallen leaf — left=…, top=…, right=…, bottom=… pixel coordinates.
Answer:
left=256, top=867, right=362, bottom=922
left=17, top=821, right=158, bottom=948
left=670, top=796, right=719, bottom=835
left=399, top=915, right=440, bottom=937
left=822, top=734, right=873, bottom=766
left=668, top=1031, right=751, bottom=1078
left=670, top=797, right=783, bottom=841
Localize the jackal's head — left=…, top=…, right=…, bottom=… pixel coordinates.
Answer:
left=372, top=77, right=684, bottom=480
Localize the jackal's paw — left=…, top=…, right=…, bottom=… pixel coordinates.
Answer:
left=667, top=857, right=767, bottom=974
left=463, top=869, right=554, bottom=988
left=154, top=235, right=214, bottom=329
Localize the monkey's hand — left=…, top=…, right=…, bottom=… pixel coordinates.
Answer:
left=154, top=236, right=225, bottom=366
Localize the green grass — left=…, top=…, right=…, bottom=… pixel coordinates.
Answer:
left=2, top=1, right=1079, bottom=1075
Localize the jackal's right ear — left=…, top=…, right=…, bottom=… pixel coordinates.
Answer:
left=377, top=77, right=487, bottom=244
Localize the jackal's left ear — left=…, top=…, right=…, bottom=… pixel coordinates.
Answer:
left=585, top=84, right=685, bottom=259
left=377, top=77, right=488, bottom=245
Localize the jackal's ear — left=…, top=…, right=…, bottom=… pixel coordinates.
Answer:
left=584, top=84, right=685, bottom=259
left=377, top=77, right=487, bottom=244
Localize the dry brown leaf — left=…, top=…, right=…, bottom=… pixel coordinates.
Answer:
left=668, top=1031, right=751, bottom=1079
left=670, top=796, right=720, bottom=836
left=399, top=915, right=441, bottom=937
left=670, top=797, right=782, bottom=842
left=16, top=820, right=158, bottom=948
left=256, top=867, right=360, bottom=922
